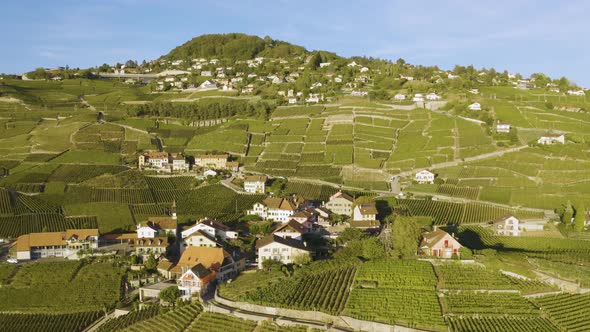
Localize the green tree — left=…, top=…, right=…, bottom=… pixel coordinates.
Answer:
left=292, top=252, right=312, bottom=266
left=561, top=200, right=574, bottom=224
left=391, top=217, right=421, bottom=258
left=573, top=203, right=586, bottom=232
left=145, top=254, right=157, bottom=271
left=159, top=286, right=181, bottom=307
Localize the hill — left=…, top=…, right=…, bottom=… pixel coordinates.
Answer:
left=162, top=33, right=307, bottom=61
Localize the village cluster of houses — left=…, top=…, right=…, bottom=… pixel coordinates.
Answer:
left=138, top=152, right=239, bottom=174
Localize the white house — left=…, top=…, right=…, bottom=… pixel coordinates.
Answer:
left=256, top=235, right=310, bottom=269
left=323, top=191, right=354, bottom=216
left=419, top=228, right=462, bottom=258
left=567, top=90, right=585, bottom=96
left=181, top=219, right=237, bottom=242
left=468, top=102, right=481, bottom=111
left=248, top=197, right=299, bottom=223
left=493, top=215, right=520, bottom=236
left=200, top=80, right=218, bottom=90
left=537, top=134, right=565, bottom=145
left=347, top=61, right=358, bottom=67
left=360, top=67, right=369, bottom=73
left=139, top=152, right=169, bottom=170
left=15, top=229, right=100, bottom=261
left=200, top=71, right=212, bottom=77
left=319, top=62, right=331, bottom=68
left=177, top=264, right=215, bottom=298
left=288, top=97, right=298, bottom=104
left=412, top=94, right=424, bottom=102
left=352, top=203, right=377, bottom=222
left=394, top=94, right=406, bottom=100
left=170, top=154, right=189, bottom=172
left=351, top=90, right=368, bottom=97
left=273, top=219, right=306, bottom=241
left=244, top=175, right=266, bottom=194
left=183, top=230, right=221, bottom=248
left=426, top=93, right=441, bottom=100
left=204, top=169, right=217, bottom=177
left=306, top=94, right=320, bottom=103
left=415, top=170, right=435, bottom=184
left=496, top=122, right=511, bottom=133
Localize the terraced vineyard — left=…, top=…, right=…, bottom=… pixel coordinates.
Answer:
left=441, top=292, right=539, bottom=315
left=436, top=184, right=480, bottom=200
left=344, top=260, right=446, bottom=330
left=186, top=312, right=258, bottom=332
left=435, top=263, right=516, bottom=290
left=239, top=261, right=358, bottom=315
left=96, top=306, right=160, bottom=332
left=448, top=316, right=558, bottom=332
left=0, top=213, right=98, bottom=238
left=531, top=293, right=590, bottom=332
left=0, top=311, right=101, bottom=332
left=120, top=303, right=201, bottom=332
left=396, top=199, right=544, bottom=225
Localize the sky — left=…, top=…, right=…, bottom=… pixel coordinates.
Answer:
left=2, top=0, right=589, bottom=86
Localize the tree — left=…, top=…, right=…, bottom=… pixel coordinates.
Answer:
left=145, top=254, right=157, bottom=271
left=337, top=227, right=364, bottom=244
left=391, top=217, right=421, bottom=259
left=561, top=200, right=574, bottom=224
left=573, top=203, right=586, bottom=232
left=159, top=286, right=181, bottom=307
left=292, top=252, right=312, bottom=266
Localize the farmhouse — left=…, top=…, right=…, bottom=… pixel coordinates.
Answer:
left=353, top=203, right=377, bottom=222
left=537, top=133, right=565, bottom=145
left=415, top=170, right=435, bottom=184
left=194, top=154, right=230, bottom=169
left=468, top=102, right=481, bottom=111
left=273, top=219, right=307, bottom=241
left=393, top=94, right=406, bottom=100
left=493, top=214, right=520, bottom=236
left=139, top=151, right=169, bottom=169
left=496, top=121, right=511, bottom=133
left=181, top=218, right=237, bottom=242
left=419, top=228, right=462, bottom=258
left=426, top=93, right=441, bottom=100
left=200, top=80, right=218, bottom=90
left=247, top=197, right=299, bottom=223
left=15, top=229, right=99, bottom=260
left=243, top=175, right=266, bottom=194
left=323, top=191, right=354, bottom=216
left=256, top=235, right=311, bottom=269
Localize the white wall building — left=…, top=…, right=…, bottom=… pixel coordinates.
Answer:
left=415, top=170, right=435, bottom=184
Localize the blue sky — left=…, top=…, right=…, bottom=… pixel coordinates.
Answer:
left=2, top=0, right=589, bottom=86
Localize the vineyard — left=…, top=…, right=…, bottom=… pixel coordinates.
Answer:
left=48, top=164, right=128, bottom=183
left=344, top=260, right=446, bottom=330
left=254, top=321, right=322, bottom=332
left=0, top=214, right=98, bottom=238
left=242, top=263, right=357, bottom=315
left=436, top=184, right=480, bottom=200
left=441, top=292, right=539, bottom=315
left=0, top=260, right=124, bottom=312
left=283, top=181, right=338, bottom=201
left=96, top=305, right=160, bottom=332
left=447, top=316, right=558, bottom=332
left=0, top=311, right=101, bottom=332
left=119, top=303, right=201, bottom=332
left=395, top=199, right=544, bottom=225
left=531, top=293, right=590, bottom=332
left=186, top=312, right=258, bottom=332
left=459, top=226, right=590, bottom=251
left=435, top=263, right=517, bottom=290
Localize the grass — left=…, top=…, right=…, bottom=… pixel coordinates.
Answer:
left=64, top=202, right=135, bottom=233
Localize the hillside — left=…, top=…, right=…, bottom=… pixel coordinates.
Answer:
left=162, top=33, right=307, bottom=61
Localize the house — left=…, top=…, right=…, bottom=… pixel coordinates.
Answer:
left=469, top=89, right=479, bottom=95
left=247, top=197, right=299, bottom=223
left=273, top=219, right=307, bottom=241
left=170, top=154, right=189, bottom=172
left=537, top=134, right=565, bottom=145
left=426, top=93, right=441, bottom=100
left=468, top=102, right=481, bottom=111
left=493, top=215, right=520, bottom=236
left=156, top=258, right=175, bottom=279
left=172, top=246, right=242, bottom=284
left=139, top=152, right=169, bottom=169
left=244, top=175, right=266, bottom=194
left=256, top=235, right=311, bottom=269
left=360, top=67, right=369, bottom=73
left=200, top=80, right=218, bottom=90
left=323, top=191, right=354, bottom=216
left=419, top=228, right=462, bottom=258
left=353, top=203, right=377, bottom=222
left=288, top=97, right=298, bottom=104
left=137, top=210, right=178, bottom=238
left=516, top=79, right=534, bottom=90
left=181, top=218, right=237, bottom=242
left=203, top=169, right=217, bottom=177
left=334, top=76, right=343, bottom=83
left=415, top=170, right=435, bottom=184
left=177, top=264, right=216, bottom=299
left=129, top=237, right=169, bottom=257
left=194, top=154, right=229, bottom=169
left=496, top=121, right=511, bottom=133
left=351, top=90, right=368, bottom=97
left=319, top=62, right=331, bottom=68
left=393, top=94, right=406, bottom=100
left=305, top=94, right=320, bottom=103
left=347, top=61, right=358, bottom=67
left=183, top=229, right=222, bottom=248
left=567, top=90, right=585, bottom=96
left=15, top=229, right=99, bottom=260
left=412, top=94, right=424, bottom=102
left=290, top=210, right=315, bottom=232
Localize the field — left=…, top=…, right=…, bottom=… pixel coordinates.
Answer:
left=531, top=293, right=590, bottom=332
left=344, top=260, right=446, bottom=330
left=0, top=311, right=101, bottom=332
left=0, top=260, right=124, bottom=313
